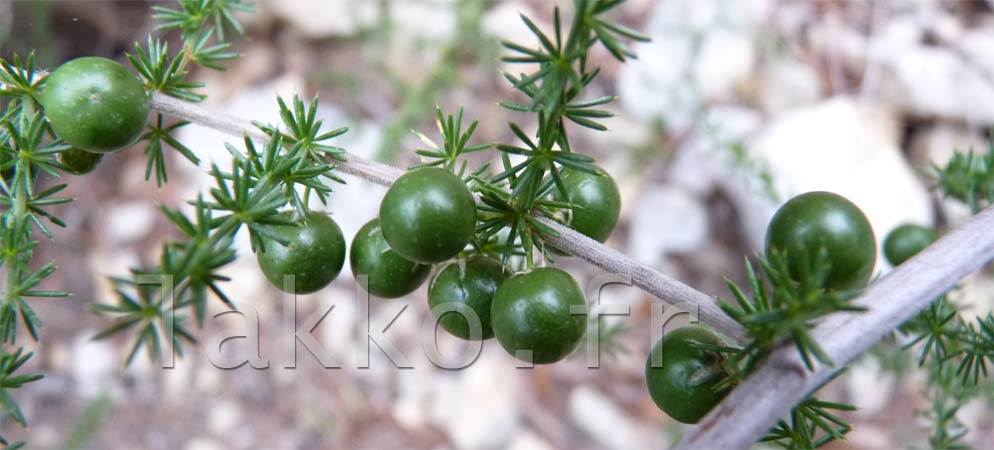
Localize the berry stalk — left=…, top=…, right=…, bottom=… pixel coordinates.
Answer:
left=147, top=91, right=749, bottom=341
left=678, top=205, right=994, bottom=449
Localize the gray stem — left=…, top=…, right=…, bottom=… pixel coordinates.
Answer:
left=677, top=205, right=994, bottom=449
left=148, top=92, right=747, bottom=341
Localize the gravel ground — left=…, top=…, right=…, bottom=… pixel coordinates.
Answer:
left=1, top=0, right=993, bottom=449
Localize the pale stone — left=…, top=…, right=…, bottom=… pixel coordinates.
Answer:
left=732, top=98, right=934, bottom=270
left=870, top=17, right=994, bottom=124
left=482, top=2, right=548, bottom=74
left=627, top=186, right=709, bottom=265
left=104, top=201, right=157, bottom=244
left=208, top=400, right=243, bottom=435
left=506, top=431, right=556, bottom=450
left=909, top=123, right=988, bottom=170
left=265, top=0, right=378, bottom=39
left=759, top=59, right=822, bottom=114
left=847, top=357, right=896, bottom=416
left=71, top=334, right=116, bottom=399
left=693, top=29, right=756, bottom=101
left=184, top=437, right=224, bottom=450
left=441, top=350, right=520, bottom=449
left=568, top=386, right=660, bottom=450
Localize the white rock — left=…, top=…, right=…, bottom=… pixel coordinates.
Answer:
left=846, top=357, right=895, bottom=416
left=628, top=107, right=762, bottom=259
left=392, top=366, right=454, bottom=430
left=483, top=2, right=548, bottom=74
left=668, top=106, right=763, bottom=196
left=588, top=281, right=641, bottom=327
left=393, top=1, right=455, bottom=42
left=482, top=1, right=538, bottom=41
left=207, top=400, right=243, bottom=435
left=646, top=0, right=717, bottom=32
left=958, top=272, right=994, bottom=322
left=162, top=354, right=195, bottom=405
left=729, top=98, right=934, bottom=268
left=873, top=15, right=923, bottom=52
left=265, top=0, right=377, bottom=39
left=214, top=259, right=272, bottom=315
left=807, top=13, right=868, bottom=72
left=617, top=39, right=698, bottom=128
left=31, top=425, right=59, bottom=449
left=760, top=59, right=822, bottom=114
left=71, top=334, right=116, bottom=399
left=319, top=285, right=359, bottom=363
left=441, top=349, right=520, bottom=449
left=892, top=47, right=994, bottom=124
left=909, top=123, right=988, bottom=169
left=184, top=437, right=224, bottom=450
left=693, top=29, right=756, bottom=101
left=506, top=431, right=556, bottom=450
left=702, top=106, right=764, bottom=145
left=960, top=394, right=994, bottom=445
left=104, top=201, right=157, bottom=244
left=844, top=425, right=898, bottom=449
left=195, top=362, right=223, bottom=393
left=646, top=0, right=769, bottom=34
left=568, top=386, right=659, bottom=450
left=618, top=0, right=767, bottom=127
left=870, top=18, right=994, bottom=125
left=773, top=1, right=815, bottom=37
left=627, top=186, right=709, bottom=265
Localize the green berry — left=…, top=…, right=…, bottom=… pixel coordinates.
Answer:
left=350, top=218, right=432, bottom=298
left=257, top=212, right=347, bottom=294
left=491, top=267, right=587, bottom=364
left=40, top=57, right=149, bottom=153
left=379, top=167, right=477, bottom=263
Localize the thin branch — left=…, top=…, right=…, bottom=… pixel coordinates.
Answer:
left=538, top=216, right=745, bottom=340
left=153, top=93, right=994, bottom=449
left=677, top=205, right=994, bottom=449
left=148, top=92, right=748, bottom=341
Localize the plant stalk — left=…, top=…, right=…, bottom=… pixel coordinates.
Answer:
left=1, top=110, right=32, bottom=317
left=148, top=92, right=748, bottom=341
left=677, top=205, right=994, bottom=449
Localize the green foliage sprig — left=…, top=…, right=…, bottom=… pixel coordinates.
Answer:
left=710, top=252, right=866, bottom=447
left=719, top=253, right=865, bottom=376
left=0, top=53, right=44, bottom=100
left=128, top=0, right=253, bottom=186
left=932, top=141, right=994, bottom=213
left=56, top=0, right=259, bottom=372
left=94, top=95, right=348, bottom=364
left=376, top=0, right=646, bottom=270
left=760, top=398, right=856, bottom=449
left=917, top=360, right=987, bottom=450
left=0, top=54, right=75, bottom=446
left=412, top=107, right=493, bottom=173
left=0, top=348, right=43, bottom=431
left=463, top=0, right=648, bottom=268
left=153, top=0, right=251, bottom=42
left=898, top=295, right=994, bottom=448
left=897, top=142, right=994, bottom=447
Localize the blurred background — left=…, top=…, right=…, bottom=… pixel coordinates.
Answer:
left=1, top=0, right=994, bottom=448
